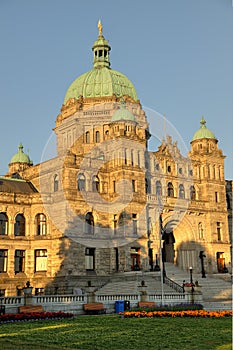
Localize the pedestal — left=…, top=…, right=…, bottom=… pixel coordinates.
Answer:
left=23, top=287, right=33, bottom=306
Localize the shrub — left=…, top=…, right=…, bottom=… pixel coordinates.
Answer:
left=0, top=311, right=74, bottom=323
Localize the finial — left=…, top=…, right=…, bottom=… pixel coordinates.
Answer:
left=19, top=143, right=23, bottom=151
left=98, top=19, right=103, bottom=36
left=200, top=116, right=206, bottom=127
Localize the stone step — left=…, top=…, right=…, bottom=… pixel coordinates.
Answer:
left=96, top=273, right=176, bottom=295
left=164, top=262, right=232, bottom=310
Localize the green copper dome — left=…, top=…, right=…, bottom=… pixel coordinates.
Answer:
left=111, top=104, right=135, bottom=122
left=192, top=117, right=216, bottom=141
left=64, top=21, right=138, bottom=104
left=10, top=143, right=32, bottom=164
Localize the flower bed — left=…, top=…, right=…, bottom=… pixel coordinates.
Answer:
left=0, top=311, right=74, bottom=323
left=120, top=310, right=232, bottom=318
left=132, top=303, right=203, bottom=312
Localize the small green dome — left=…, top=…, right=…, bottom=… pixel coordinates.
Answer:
left=111, top=104, right=135, bottom=122
left=64, top=21, right=138, bottom=104
left=10, top=143, right=31, bottom=164
left=192, top=117, right=216, bottom=141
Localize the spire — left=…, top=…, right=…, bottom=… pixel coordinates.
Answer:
left=92, top=20, right=111, bottom=69
left=98, top=19, right=103, bottom=36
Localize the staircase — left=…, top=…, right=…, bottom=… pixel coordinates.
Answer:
left=165, top=263, right=232, bottom=311
left=96, top=271, right=176, bottom=295
left=96, top=265, right=232, bottom=310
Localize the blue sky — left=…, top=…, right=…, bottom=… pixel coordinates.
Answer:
left=0, top=0, right=232, bottom=179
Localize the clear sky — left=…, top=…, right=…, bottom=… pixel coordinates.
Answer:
left=0, top=0, right=232, bottom=179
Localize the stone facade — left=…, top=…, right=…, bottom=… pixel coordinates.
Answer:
left=0, top=26, right=231, bottom=296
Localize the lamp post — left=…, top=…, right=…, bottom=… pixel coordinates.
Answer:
left=189, top=267, right=194, bottom=304
left=199, top=251, right=206, bottom=278
left=189, top=267, right=193, bottom=286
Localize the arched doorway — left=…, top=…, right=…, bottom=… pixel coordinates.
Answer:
left=163, top=230, right=175, bottom=263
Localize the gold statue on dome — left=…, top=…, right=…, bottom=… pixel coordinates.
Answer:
left=98, top=19, right=103, bottom=36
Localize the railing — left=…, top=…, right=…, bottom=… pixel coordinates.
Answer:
left=0, top=291, right=198, bottom=314
left=164, top=276, right=184, bottom=293
left=35, top=295, right=85, bottom=304
left=0, top=296, right=24, bottom=305
left=148, top=294, right=186, bottom=301
left=97, top=294, right=139, bottom=302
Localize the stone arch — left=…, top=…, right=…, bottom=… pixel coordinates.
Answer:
left=162, top=215, right=196, bottom=266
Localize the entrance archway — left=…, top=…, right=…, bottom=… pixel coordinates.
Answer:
left=163, top=231, right=175, bottom=263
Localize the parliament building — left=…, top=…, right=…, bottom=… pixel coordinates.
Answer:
left=0, top=23, right=231, bottom=296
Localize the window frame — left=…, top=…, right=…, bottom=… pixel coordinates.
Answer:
left=35, top=249, right=48, bottom=272
left=14, top=214, right=26, bottom=236
left=14, top=250, right=25, bottom=274
left=0, top=213, right=8, bottom=235
left=0, top=250, right=8, bottom=273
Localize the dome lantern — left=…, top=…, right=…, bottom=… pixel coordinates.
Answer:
left=92, top=20, right=111, bottom=69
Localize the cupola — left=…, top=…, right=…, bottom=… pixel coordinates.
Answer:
left=192, top=117, right=216, bottom=141
left=63, top=21, right=138, bottom=103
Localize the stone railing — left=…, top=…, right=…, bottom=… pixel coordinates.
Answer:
left=0, top=291, right=201, bottom=315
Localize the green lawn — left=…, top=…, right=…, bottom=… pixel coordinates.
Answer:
left=0, top=315, right=231, bottom=350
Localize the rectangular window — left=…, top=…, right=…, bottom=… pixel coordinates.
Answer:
left=113, top=180, right=116, bottom=193
left=15, top=250, right=25, bottom=273
left=0, top=289, right=5, bottom=297
left=215, top=192, right=218, bottom=203
left=132, top=180, right=136, bottom=192
left=0, top=250, right=7, bottom=272
left=113, top=214, right=117, bottom=235
left=35, top=249, right=47, bottom=272
left=85, top=248, right=95, bottom=270
left=132, top=214, right=137, bottom=236
left=138, top=151, right=140, bottom=167
left=124, top=149, right=127, bottom=165
left=217, top=222, right=222, bottom=241
left=131, top=150, right=134, bottom=165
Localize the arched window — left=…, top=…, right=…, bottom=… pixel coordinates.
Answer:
left=190, top=185, right=196, bottom=200
left=92, top=176, right=100, bottom=192
left=78, top=173, right=86, bottom=191
left=119, top=211, right=127, bottom=227
left=54, top=174, right=59, bottom=192
left=85, top=212, right=94, bottom=234
left=0, top=213, right=8, bottom=235
left=14, top=214, right=25, bottom=236
left=179, top=184, right=185, bottom=199
left=156, top=180, right=162, bottom=197
left=167, top=182, right=174, bottom=197
left=95, top=131, right=100, bottom=143
left=85, top=131, right=90, bottom=144
left=36, top=214, right=47, bottom=235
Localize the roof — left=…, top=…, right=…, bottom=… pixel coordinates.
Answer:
left=111, top=104, right=135, bottom=122
left=192, top=117, right=216, bottom=141
left=10, top=143, right=32, bottom=164
left=0, top=177, right=38, bottom=194
left=64, top=22, right=138, bottom=104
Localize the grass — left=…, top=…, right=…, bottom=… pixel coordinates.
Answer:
left=0, top=315, right=231, bottom=350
